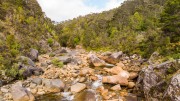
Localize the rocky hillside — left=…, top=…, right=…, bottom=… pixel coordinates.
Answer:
left=0, top=0, right=60, bottom=77
left=57, top=0, right=180, bottom=58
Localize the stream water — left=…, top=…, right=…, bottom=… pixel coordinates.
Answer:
left=36, top=75, right=103, bottom=101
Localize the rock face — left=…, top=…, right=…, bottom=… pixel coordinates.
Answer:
left=136, top=60, right=180, bottom=101
left=71, top=83, right=86, bottom=93
left=43, top=79, right=65, bottom=93
left=29, top=49, right=39, bottom=62
left=166, top=73, right=180, bottom=101
left=11, top=82, right=35, bottom=101
left=89, top=54, right=106, bottom=67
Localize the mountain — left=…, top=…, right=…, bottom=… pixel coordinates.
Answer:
left=57, top=0, right=179, bottom=58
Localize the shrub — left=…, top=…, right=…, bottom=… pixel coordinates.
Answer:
left=51, top=58, right=64, bottom=68
left=47, top=38, right=53, bottom=46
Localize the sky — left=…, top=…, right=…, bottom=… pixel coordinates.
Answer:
left=37, top=0, right=125, bottom=22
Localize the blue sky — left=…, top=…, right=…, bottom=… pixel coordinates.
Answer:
left=37, top=0, right=125, bottom=22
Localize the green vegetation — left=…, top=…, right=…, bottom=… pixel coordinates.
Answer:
left=57, top=0, right=179, bottom=59
left=51, top=58, right=64, bottom=68
left=0, top=0, right=57, bottom=78
left=0, top=0, right=179, bottom=79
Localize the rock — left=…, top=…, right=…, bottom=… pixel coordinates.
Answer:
left=71, top=83, right=86, bottom=93
left=32, top=78, right=42, bottom=85
left=79, top=77, right=86, bottom=83
left=40, top=62, right=48, bottom=67
left=110, top=84, right=121, bottom=91
left=90, top=76, right=98, bottom=81
left=11, top=82, right=35, bottom=101
left=39, top=40, right=52, bottom=52
left=165, top=72, right=180, bottom=101
left=129, top=72, right=138, bottom=80
left=43, top=79, right=65, bottom=93
left=104, top=66, right=123, bottom=75
left=128, top=82, right=135, bottom=88
left=125, top=93, right=137, bottom=101
left=1, top=87, right=9, bottom=93
left=0, top=80, right=3, bottom=87
left=102, top=74, right=129, bottom=85
left=75, top=90, right=96, bottom=101
left=59, top=56, right=72, bottom=64
left=59, top=48, right=68, bottom=53
left=136, top=60, right=180, bottom=101
left=20, top=66, right=44, bottom=78
left=79, top=67, right=94, bottom=76
left=29, top=49, right=38, bottom=61
left=29, top=83, right=36, bottom=89
left=4, top=93, right=12, bottom=100
left=105, top=52, right=123, bottom=64
left=89, top=54, right=106, bottom=67
left=18, top=56, right=35, bottom=67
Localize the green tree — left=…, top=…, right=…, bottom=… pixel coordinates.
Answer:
left=160, top=0, right=180, bottom=42
left=130, top=12, right=145, bottom=31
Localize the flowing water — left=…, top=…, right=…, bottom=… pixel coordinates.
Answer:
left=36, top=75, right=104, bottom=101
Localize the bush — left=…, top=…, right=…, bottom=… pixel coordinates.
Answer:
left=51, top=58, right=64, bottom=68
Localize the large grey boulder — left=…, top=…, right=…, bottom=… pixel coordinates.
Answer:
left=105, top=51, right=123, bottom=64
left=43, top=79, right=65, bottom=93
left=11, top=82, right=35, bottom=101
left=19, top=65, right=44, bottom=78
left=136, top=60, right=180, bottom=101
left=18, top=56, right=35, bottom=67
left=29, top=49, right=38, bottom=61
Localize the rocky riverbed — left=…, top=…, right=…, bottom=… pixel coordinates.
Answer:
left=0, top=46, right=179, bottom=101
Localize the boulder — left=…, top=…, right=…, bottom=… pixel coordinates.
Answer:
left=102, top=74, right=129, bottom=86
left=20, top=66, right=44, bottom=78
left=165, top=72, right=180, bottom=101
left=136, top=60, right=180, bottom=101
left=18, top=56, right=35, bottom=67
left=104, top=65, right=124, bottom=75
left=75, top=90, right=96, bottom=101
left=71, top=83, right=86, bottom=93
left=11, top=82, right=35, bottom=101
left=43, top=79, right=65, bottom=93
left=29, top=49, right=38, bottom=61
left=89, top=54, right=106, bottom=67
left=128, top=82, right=135, bottom=88
left=31, top=78, right=42, bottom=85
left=105, top=52, right=123, bottom=64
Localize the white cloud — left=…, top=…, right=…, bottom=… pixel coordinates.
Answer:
left=37, top=0, right=124, bottom=22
